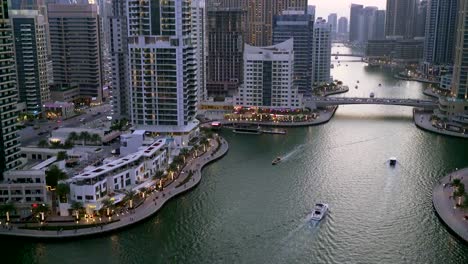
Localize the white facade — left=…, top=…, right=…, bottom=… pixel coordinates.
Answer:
left=0, top=170, right=48, bottom=216
left=234, top=39, right=302, bottom=109
left=69, top=139, right=168, bottom=209
left=312, top=18, right=332, bottom=87
left=126, top=0, right=198, bottom=132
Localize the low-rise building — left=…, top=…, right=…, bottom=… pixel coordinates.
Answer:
left=69, top=139, right=168, bottom=211
left=43, top=101, right=76, bottom=120
left=0, top=170, right=48, bottom=216
left=49, top=83, right=80, bottom=103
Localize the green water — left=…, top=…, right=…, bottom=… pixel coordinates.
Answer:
left=2, top=46, right=468, bottom=264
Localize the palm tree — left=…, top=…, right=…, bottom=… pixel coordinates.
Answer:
left=0, top=203, right=15, bottom=221
left=32, top=204, right=50, bottom=222
left=168, top=162, right=178, bottom=173
left=79, top=131, right=91, bottom=145
left=180, top=148, right=190, bottom=158
left=90, top=134, right=101, bottom=145
left=38, top=139, right=49, bottom=148
left=101, top=198, right=114, bottom=216
left=68, top=131, right=78, bottom=142
left=153, top=170, right=164, bottom=181
left=124, top=190, right=136, bottom=209
left=46, top=165, right=67, bottom=188
left=55, top=183, right=70, bottom=203
left=453, top=178, right=461, bottom=187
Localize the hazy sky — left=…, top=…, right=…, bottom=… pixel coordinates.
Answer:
left=308, top=0, right=386, bottom=19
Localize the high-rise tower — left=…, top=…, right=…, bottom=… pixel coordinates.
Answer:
left=126, top=0, right=198, bottom=133
left=0, top=0, right=22, bottom=179
left=385, top=0, right=418, bottom=39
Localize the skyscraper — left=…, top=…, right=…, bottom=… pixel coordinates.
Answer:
left=191, top=0, right=207, bottom=103
left=206, top=0, right=245, bottom=97
left=338, top=16, right=348, bottom=34
left=307, top=5, right=316, bottom=18
left=423, top=0, right=458, bottom=70
left=0, top=0, right=22, bottom=178
left=48, top=3, right=104, bottom=104
left=273, top=10, right=314, bottom=95
left=234, top=39, right=302, bottom=109
left=126, top=0, right=198, bottom=132
left=451, top=0, right=468, bottom=100
left=415, top=0, right=428, bottom=37
left=246, top=0, right=273, bottom=46
left=327, top=13, right=337, bottom=40
left=312, top=18, right=332, bottom=87
left=275, top=0, right=307, bottom=13
left=385, top=0, right=418, bottom=39
left=11, top=10, right=50, bottom=115
left=109, top=0, right=129, bottom=119
left=349, top=4, right=363, bottom=43
left=358, top=6, right=378, bottom=44
left=374, top=10, right=386, bottom=40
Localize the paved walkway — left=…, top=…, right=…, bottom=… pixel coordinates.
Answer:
left=433, top=168, right=468, bottom=243
left=413, top=110, right=468, bottom=139
left=0, top=137, right=229, bottom=239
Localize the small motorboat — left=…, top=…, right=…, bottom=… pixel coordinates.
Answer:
left=311, top=203, right=328, bottom=221
left=389, top=157, right=397, bottom=166
left=272, top=157, right=281, bottom=165
left=335, top=56, right=338, bottom=59
left=357, top=80, right=360, bottom=83
left=355, top=85, right=358, bottom=89
left=370, top=92, right=375, bottom=98
left=378, top=83, right=382, bottom=86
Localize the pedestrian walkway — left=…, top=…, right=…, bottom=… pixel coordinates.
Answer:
left=414, top=110, right=468, bottom=139
left=0, top=137, right=229, bottom=239
left=432, top=168, right=468, bottom=243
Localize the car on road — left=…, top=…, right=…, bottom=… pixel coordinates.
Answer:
left=79, top=118, right=86, bottom=122
left=37, top=131, right=47, bottom=136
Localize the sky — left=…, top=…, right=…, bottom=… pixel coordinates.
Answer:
left=308, top=0, right=386, bottom=20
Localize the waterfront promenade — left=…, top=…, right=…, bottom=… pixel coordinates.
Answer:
left=433, top=168, right=468, bottom=243
left=414, top=110, right=468, bottom=139
left=0, top=137, right=229, bottom=239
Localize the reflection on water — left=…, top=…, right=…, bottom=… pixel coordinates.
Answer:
left=1, top=45, right=467, bottom=264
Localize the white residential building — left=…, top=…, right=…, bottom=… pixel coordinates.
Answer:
left=312, top=18, right=332, bottom=88
left=0, top=170, right=48, bottom=216
left=69, top=139, right=168, bottom=210
left=234, top=39, right=303, bottom=109
left=126, top=0, right=198, bottom=134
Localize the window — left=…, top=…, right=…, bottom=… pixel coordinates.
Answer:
left=77, top=196, right=83, bottom=200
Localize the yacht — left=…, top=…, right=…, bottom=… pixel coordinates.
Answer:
left=357, top=80, right=360, bottom=83
left=355, top=85, right=358, bottom=89
left=272, top=157, right=281, bottom=165
left=378, top=83, right=382, bottom=87
left=311, top=203, right=329, bottom=221
left=233, top=125, right=262, bottom=135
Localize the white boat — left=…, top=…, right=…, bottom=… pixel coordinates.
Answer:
left=370, top=92, right=375, bottom=98
left=330, top=64, right=334, bottom=69
left=272, top=157, right=281, bottom=165
left=311, top=203, right=328, bottom=221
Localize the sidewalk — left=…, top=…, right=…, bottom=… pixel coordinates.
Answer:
left=413, top=110, right=468, bottom=139
left=432, top=168, right=468, bottom=243
left=0, top=137, right=229, bottom=239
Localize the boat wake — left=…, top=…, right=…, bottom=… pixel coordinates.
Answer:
left=281, top=144, right=306, bottom=161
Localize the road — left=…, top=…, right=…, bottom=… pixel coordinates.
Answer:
left=19, top=104, right=113, bottom=147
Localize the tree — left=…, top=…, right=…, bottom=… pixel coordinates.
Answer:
left=79, top=131, right=91, bottom=145
left=124, top=190, right=136, bottom=208
left=180, top=148, right=190, bottom=158
left=173, top=155, right=184, bottom=166
left=46, top=165, right=67, bottom=188
left=56, top=151, right=68, bottom=161
left=38, top=139, right=49, bottom=148
left=153, top=170, right=164, bottom=180
left=68, top=132, right=78, bottom=142
left=32, top=203, right=50, bottom=217
left=452, top=178, right=461, bottom=187
left=0, top=203, right=15, bottom=217
left=168, top=162, right=178, bottom=173
left=70, top=201, right=84, bottom=212
left=455, top=183, right=465, bottom=197
left=56, top=183, right=70, bottom=203
left=63, top=139, right=74, bottom=149
left=91, top=134, right=101, bottom=145
left=101, top=198, right=114, bottom=216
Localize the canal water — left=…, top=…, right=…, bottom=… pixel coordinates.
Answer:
left=3, top=45, right=468, bottom=263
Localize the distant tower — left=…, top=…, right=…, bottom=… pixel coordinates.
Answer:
left=451, top=0, right=468, bottom=99
left=327, top=13, right=337, bottom=40
left=312, top=18, right=332, bottom=88
left=349, top=4, right=363, bottom=43
left=385, top=0, right=418, bottom=39
left=338, top=16, right=348, bottom=34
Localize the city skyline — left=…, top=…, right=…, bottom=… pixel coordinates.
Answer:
left=308, top=0, right=386, bottom=19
